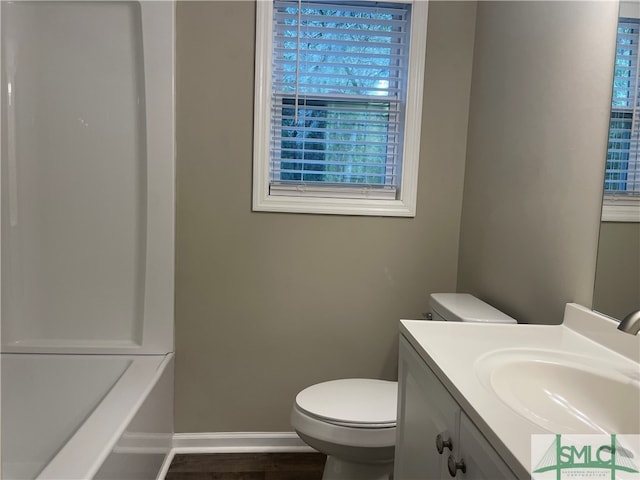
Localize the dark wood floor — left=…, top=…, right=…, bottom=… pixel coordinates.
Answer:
left=165, top=453, right=327, bottom=480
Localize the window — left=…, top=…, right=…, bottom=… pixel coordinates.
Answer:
left=253, top=0, right=428, bottom=216
left=603, top=17, right=640, bottom=222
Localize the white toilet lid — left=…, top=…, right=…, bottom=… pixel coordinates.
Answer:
left=295, top=379, right=397, bottom=427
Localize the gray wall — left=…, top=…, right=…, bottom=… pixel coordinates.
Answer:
left=457, top=1, right=619, bottom=324
left=175, top=1, right=477, bottom=432
left=593, top=222, right=640, bottom=320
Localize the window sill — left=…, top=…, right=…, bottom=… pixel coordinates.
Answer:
left=252, top=192, right=416, bottom=217
left=601, top=196, right=640, bottom=222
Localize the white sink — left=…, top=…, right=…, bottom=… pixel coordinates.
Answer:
left=475, top=349, right=640, bottom=434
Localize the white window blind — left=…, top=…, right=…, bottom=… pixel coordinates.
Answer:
left=269, top=0, right=411, bottom=199
left=606, top=18, right=640, bottom=196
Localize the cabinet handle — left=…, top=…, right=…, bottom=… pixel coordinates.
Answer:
left=436, top=433, right=453, bottom=454
left=447, top=455, right=466, bottom=477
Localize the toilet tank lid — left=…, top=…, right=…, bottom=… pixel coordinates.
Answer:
left=430, top=293, right=517, bottom=324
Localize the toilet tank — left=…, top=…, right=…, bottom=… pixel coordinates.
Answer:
left=429, top=293, right=517, bottom=324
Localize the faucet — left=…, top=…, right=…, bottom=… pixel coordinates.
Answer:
left=617, top=309, right=640, bottom=335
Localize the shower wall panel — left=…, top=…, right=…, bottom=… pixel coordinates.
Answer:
left=1, top=1, right=174, bottom=353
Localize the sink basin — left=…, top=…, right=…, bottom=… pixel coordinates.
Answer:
left=476, top=349, right=640, bottom=434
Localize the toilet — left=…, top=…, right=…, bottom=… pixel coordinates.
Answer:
left=290, top=293, right=517, bottom=480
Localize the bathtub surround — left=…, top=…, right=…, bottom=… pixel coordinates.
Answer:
left=1, top=0, right=175, bottom=353
left=1, top=1, right=175, bottom=477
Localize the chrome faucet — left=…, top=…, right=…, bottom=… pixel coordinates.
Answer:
left=617, top=309, right=640, bottom=335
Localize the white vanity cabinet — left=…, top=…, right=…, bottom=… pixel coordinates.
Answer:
left=395, top=336, right=517, bottom=480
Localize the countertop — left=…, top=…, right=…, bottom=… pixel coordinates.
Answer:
left=399, top=303, right=640, bottom=479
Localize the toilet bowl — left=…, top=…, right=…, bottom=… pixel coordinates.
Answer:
left=291, top=378, right=397, bottom=480
left=291, top=293, right=517, bottom=480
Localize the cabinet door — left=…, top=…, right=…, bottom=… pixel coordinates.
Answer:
left=395, top=337, right=459, bottom=480
left=451, top=414, right=517, bottom=480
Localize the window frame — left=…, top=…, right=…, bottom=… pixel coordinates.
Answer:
left=602, top=12, right=640, bottom=223
left=252, top=0, right=428, bottom=217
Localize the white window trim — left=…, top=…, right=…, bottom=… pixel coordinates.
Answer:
left=602, top=195, right=640, bottom=222
left=252, top=0, right=428, bottom=217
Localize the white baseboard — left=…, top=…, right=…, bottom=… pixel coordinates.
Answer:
left=156, top=449, right=176, bottom=480
left=171, top=431, right=316, bottom=454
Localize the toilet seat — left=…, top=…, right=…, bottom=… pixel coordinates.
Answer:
left=295, top=379, right=397, bottom=429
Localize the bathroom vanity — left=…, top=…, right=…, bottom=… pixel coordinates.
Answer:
left=394, top=304, right=640, bottom=480
left=396, top=335, right=517, bottom=479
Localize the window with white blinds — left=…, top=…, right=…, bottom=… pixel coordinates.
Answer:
left=603, top=17, right=640, bottom=222
left=253, top=0, right=428, bottom=216
left=606, top=18, right=640, bottom=195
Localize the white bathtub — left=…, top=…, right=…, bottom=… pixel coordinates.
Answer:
left=1, top=353, right=174, bottom=480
